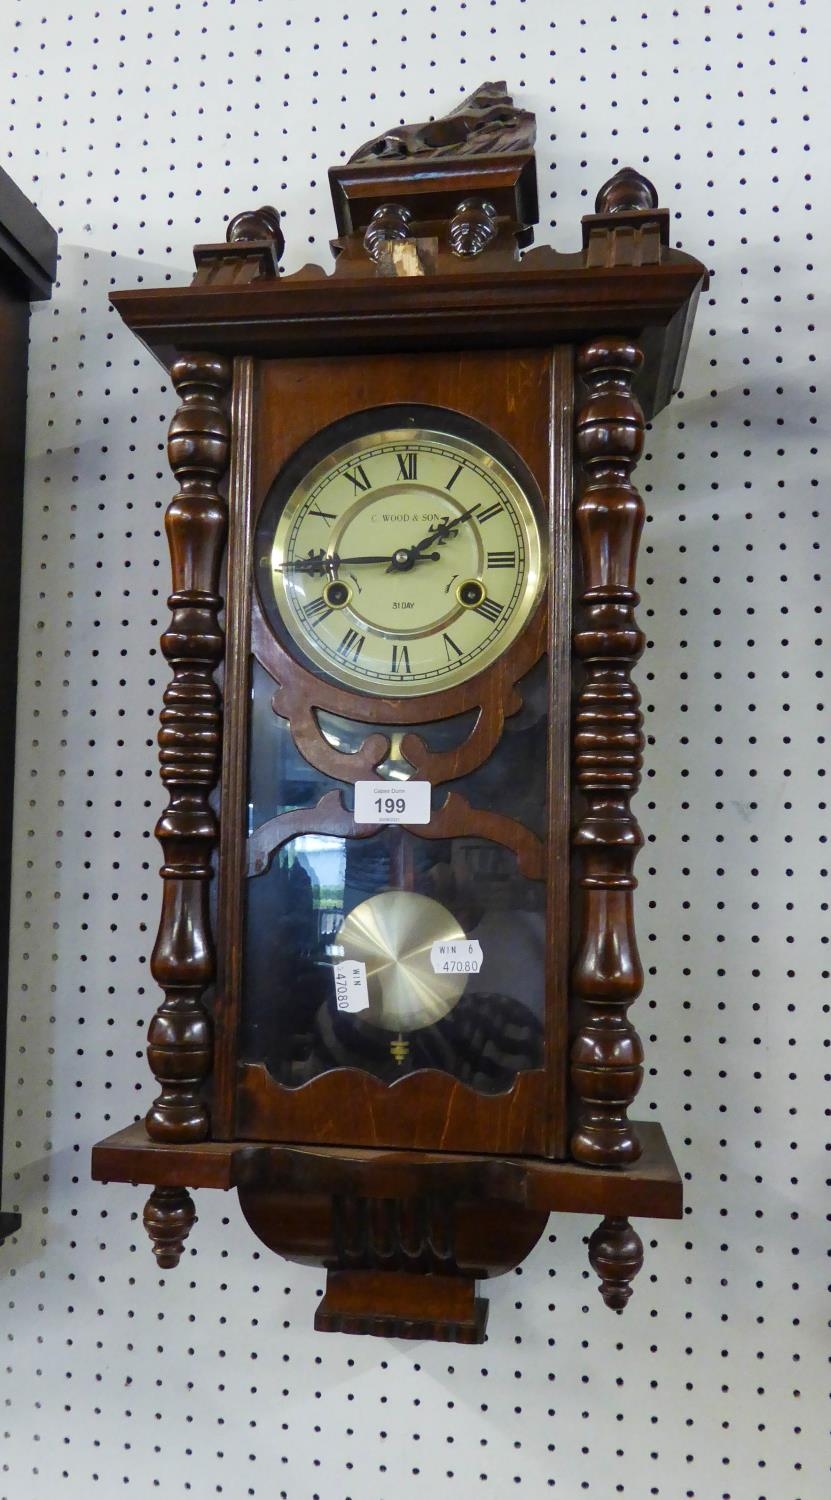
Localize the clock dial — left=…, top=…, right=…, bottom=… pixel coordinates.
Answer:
left=257, top=409, right=545, bottom=696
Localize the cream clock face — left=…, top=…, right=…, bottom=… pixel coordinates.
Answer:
left=257, top=407, right=546, bottom=697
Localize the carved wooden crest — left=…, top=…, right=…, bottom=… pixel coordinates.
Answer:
left=349, top=80, right=536, bottom=163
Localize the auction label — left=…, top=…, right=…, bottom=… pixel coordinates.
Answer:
left=430, top=939, right=483, bottom=975
left=332, top=960, right=370, bottom=1014
left=354, top=779, right=431, bottom=825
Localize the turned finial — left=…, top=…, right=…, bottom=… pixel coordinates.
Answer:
left=588, top=1217, right=644, bottom=1310
left=226, top=204, right=285, bottom=258
left=595, top=167, right=659, bottom=216
left=143, top=1187, right=197, bottom=1270
left=363, top=203, right=413, bottom=263
left=449, top=198, right=498, bottom=257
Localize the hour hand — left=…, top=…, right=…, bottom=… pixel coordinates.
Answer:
left=336, top=554, right=406, bottom=566
left=281, top=551, right=395, bottom=574
left=281, top=548, right=330, bottom=577
left=284, top=549, right=441, bottom=574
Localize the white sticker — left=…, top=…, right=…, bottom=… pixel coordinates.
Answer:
left=429, top=939, right=483, bottom=975
left=354, top=779, right=431, bottom=825
left=332, top=960, right=370, bottom=1014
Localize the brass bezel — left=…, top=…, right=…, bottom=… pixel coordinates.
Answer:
left=265, top=420, right=546, bottom=697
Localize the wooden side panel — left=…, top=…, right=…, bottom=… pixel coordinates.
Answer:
left=545, top=345, right=573, bottom=1155
left=212, top=357, right=256, bottom=1138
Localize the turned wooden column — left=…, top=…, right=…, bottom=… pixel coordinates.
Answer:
left=146, top=353, right=231, bottom=1142
left=570, top=336, right=646, bottom=1167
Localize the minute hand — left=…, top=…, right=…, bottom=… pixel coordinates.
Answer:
left=387, top=504, right=481, bottom=573
left=414, top=504, right=480, bottom=553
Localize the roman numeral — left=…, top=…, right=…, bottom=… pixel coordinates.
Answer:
left=307, top=506, right=337, bottom=521
left=446, top=464, right=463, bottom=491
left=336, top=627, right=365, bottom=662
left=343, top=464, right=371, bottom=493
left=487, top=550, right=516, bottom=570
left=396, top=452, right=418, bottom=481
left=391, top=643, right=411, bottom=674
left=477, top=502, right=502, bottom=525
left=474, top=597, right=504, bottom=624
left=442, top=632, right=462, bottom=661
left=302, top=595, right=333, bottom=625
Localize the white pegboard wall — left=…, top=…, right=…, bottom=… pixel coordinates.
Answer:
left=1, top=3, right=829, bottom=1498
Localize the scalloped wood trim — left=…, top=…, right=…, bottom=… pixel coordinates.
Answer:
left=235, top=1062, right=548, bottom=1154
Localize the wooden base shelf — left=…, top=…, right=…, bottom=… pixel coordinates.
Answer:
left=92, top=1120, right=681, bottom=1217
left=92, top=1121, right=680, bottom=1337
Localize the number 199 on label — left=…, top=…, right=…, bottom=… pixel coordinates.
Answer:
left=354, top=780, right=431, bottom=825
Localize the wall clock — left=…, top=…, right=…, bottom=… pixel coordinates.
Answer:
left=92, top=83, right=707, bottom=1342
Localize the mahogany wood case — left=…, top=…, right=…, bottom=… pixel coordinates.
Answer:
left=92, top=83, right=706, bottom=1342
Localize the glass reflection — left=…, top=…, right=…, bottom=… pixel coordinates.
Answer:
left=241, top=828, right=544, bottom=1091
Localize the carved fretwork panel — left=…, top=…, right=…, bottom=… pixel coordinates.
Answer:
left=249, top=594, right=547, bottom=789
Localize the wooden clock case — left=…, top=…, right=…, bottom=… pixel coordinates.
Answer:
left=92, top=85, right=706, bottom=1342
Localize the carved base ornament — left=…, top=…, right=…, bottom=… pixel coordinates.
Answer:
left=92, top=83, right=706, bottom=1342
left=588, top=1216, right=645, bottom=1311
left=143, top=1186, right=197, bottom=1270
